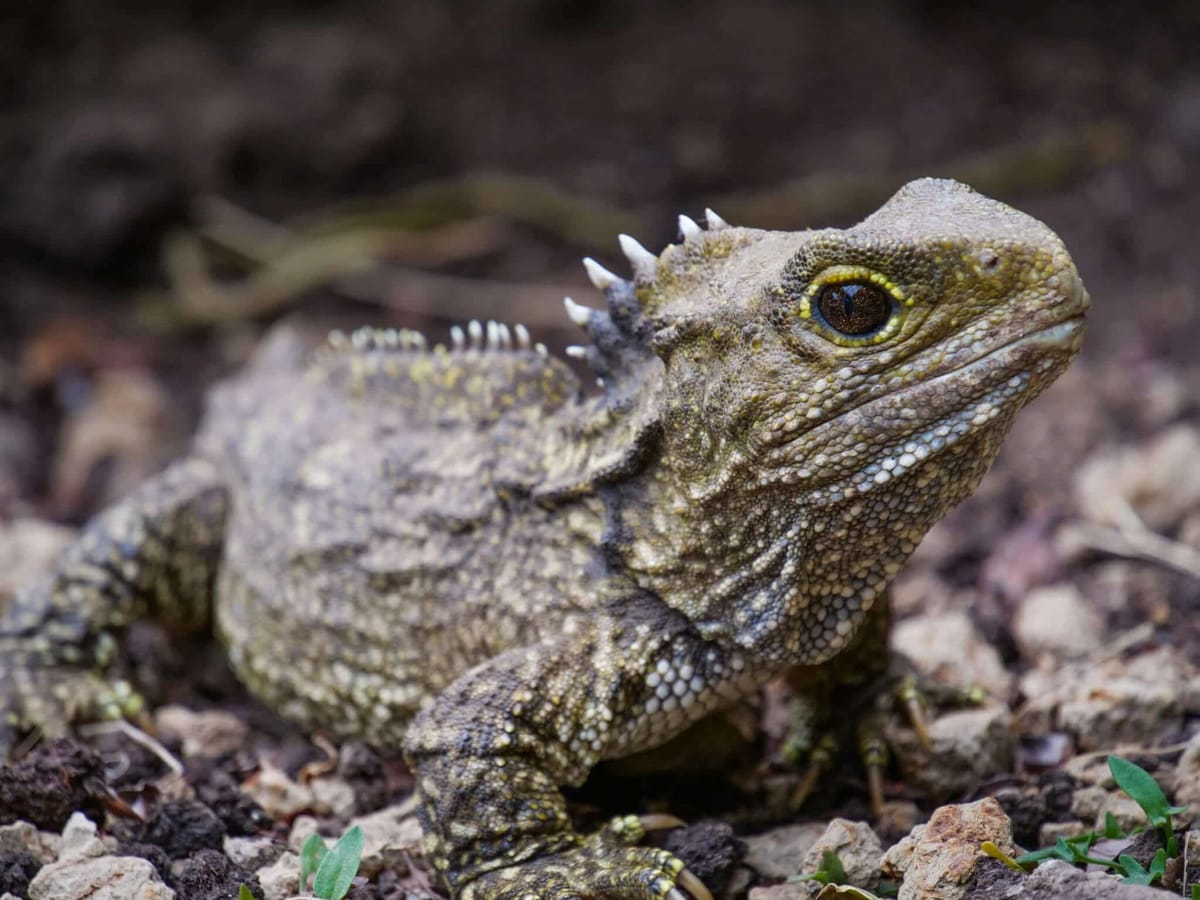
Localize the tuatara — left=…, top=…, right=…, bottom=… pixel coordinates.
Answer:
left=0, top=179, right=1087, bottom=900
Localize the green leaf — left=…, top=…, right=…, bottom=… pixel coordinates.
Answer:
left=238, top=886, right=255, bottom=900
left=1108, top=756, right=1172, bottom=825
left=1015, top=844, right=1070, bottom=866
left=1103, top=811, right=1122, bottom=838
left=1117, top=849, right=1166, bottom=886
left=299, top=833, right=329, bottom=890
left=820, top=850, right=847, bottom=884
left=1191, top=883, right=1199, bottom=900
left=312, top=825, right=364, bottom=900
left=1117, top=854, right=1151, bottom=884
left=981, top=840, right=1029, bottom=872
left=789, top=851, right=848, bottom=886
left=1108, top=755, right=1187, bottom=857
left=1149, top=848, right=1167, bottom=879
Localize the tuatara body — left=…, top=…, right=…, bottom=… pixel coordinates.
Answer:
left=0, top=179, right=1088, bottom=900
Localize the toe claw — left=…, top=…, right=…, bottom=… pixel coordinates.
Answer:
left=677, top=867, right=714, bottom=900
left=638, top=813, right=687, bottom=832
left=899, top=677, right=932, bottom=751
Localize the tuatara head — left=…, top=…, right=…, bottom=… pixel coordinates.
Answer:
left=576, top=179, right=1088, bottom=660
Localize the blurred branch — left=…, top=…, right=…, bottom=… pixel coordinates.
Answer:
left=717, top=120, right=1132, bottom=229
left=298, top=172, right=641, bottom=250
left=140, top=199, right=576, bottom=331
left=140, top=124, right=1127, bottom=332
left=1058, top=519, right=1200, bottom=581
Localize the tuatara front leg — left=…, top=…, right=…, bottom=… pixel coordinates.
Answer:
left=405, top=595, right=754, bottom=900
left=0, top=457, right=227, bottom=749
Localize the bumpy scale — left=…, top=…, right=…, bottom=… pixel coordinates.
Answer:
left=0, top=180, right=1088, bottom=900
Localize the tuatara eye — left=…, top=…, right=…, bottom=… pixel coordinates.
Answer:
left=815, top=282, right=892, bottom=336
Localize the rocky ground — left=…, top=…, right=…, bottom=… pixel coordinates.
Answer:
left=1, top=1, right=1198, bottom=898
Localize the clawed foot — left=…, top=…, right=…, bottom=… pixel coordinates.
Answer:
left=784, top=665, right=983, bottom=817
left=0, top=654, right=144, bottom=755
left=460, top=816, right=713, bottom=900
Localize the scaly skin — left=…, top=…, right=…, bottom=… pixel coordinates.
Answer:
left=0, top=180, right=1087, bottom=899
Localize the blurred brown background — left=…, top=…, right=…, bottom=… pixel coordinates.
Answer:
left=0, top=0, right=1198, bottom=523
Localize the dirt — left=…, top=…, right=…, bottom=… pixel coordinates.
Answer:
left=0, top=739, right=109, bottom=831
left=1, top=1, right=1198, bottom=898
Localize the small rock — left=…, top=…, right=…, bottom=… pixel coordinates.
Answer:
left=255, top=850, right=300, bottom=900
left=891, top=610, right=1013, bottom=699
left=243, top=759, right=314, bottom=822
left=889, top=797, right=1017, bottom=900
left=747, top=882, right=808, bottom=900
left=0, top=519, right=75, bottom=603
left=190, top=764, right=268, bottom=836
left=1173, top=730, right=1200, bottom=823
left=50, top=367, right=181, bottom=516
left=1012, top=583, right=1105, bottom=661
left=286, top=815, right=320, bottom=854
left=347, top=802, right=423, bottom=877
left=721, top=866, right=754, bottom=900
left=798, top=819, right=881, bottom=893
left=1018, top=648, right=1191, bottom=751
left=170, top=848, right=262, bottom=900
left=140, top=800, right=225, bottom=859
left=336, top=742, right=391, bottom=814
left=1059, top=682, right=1180, bottom=753
left=880, top=824, right=923, bottom=881
left=59, top=813, right=106, bottom=860
left=310, top=774, right=358, bottom=819
left=1070, top=784, right=1110, bottom=822
left=661, top=820, right=746, bottom=895
left=742, top=822, right=827, bottom=881
left=0, top=821, right=57, bottom=865
left=0, top=850, right=41, bottom=898
left=1062, top=754, right=1116, bottom=789
left=875, top=801, right=921, bottom=842
left=1095, top=793, right=1147, bottom=835
left=223, top=835, right=284, bottom=871
left=889, top=705, right=1016, bottom=803
left=1007, top=857, right=1173, bottom=898
left=1074, top=425, right=1200, bottom=533
left=1038, top=820, right=1087, bottom=847
left=154, top=706, right=250, bottom=759
left=0, top=739, right=108, bottom=830
left=28, top=854, right=175, bottom=899
left=992, top=785, right=1045, bottom=850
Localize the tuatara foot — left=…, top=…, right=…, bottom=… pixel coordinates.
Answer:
left=784, top=657, right=983, bottom=817
left=0, top=648, right=143, bottom=754
left=461, top=816, right=713, bottom=900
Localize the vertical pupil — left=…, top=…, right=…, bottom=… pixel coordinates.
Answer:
left=816, top=281, right=889, bottom=336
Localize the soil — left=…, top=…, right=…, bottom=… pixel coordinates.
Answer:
left=1, top=1, right=1198, bottom=898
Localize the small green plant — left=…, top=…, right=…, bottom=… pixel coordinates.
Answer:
left=1108, top=754, right=1185, bottom=857
left=1116, top=849, right=1167, bottom=886
left=298, top=825, right=366, bottom=900
left=786, top=851, right=896, bottom=898
left=300, top=833, right=329, bottom=890
left=789, top=850, right=847, bottom=885
left=238, top=886, right=255, bottom=900
left=1102, top=810, right=1122, bottom=839
left=990, top=755, right=1187, bottom=888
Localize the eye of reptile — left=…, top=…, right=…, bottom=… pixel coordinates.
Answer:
left=815, top=282, right=892, bottom=336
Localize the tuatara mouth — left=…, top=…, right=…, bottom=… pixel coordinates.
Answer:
left=775, top=307, right=1087, bottom=501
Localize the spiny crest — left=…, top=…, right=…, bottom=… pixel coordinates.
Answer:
left=325, top=322, right=548, bottom=358
left=318, top=204, right=733, bottom=378
left=567, top=207, right=731, bottom=377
